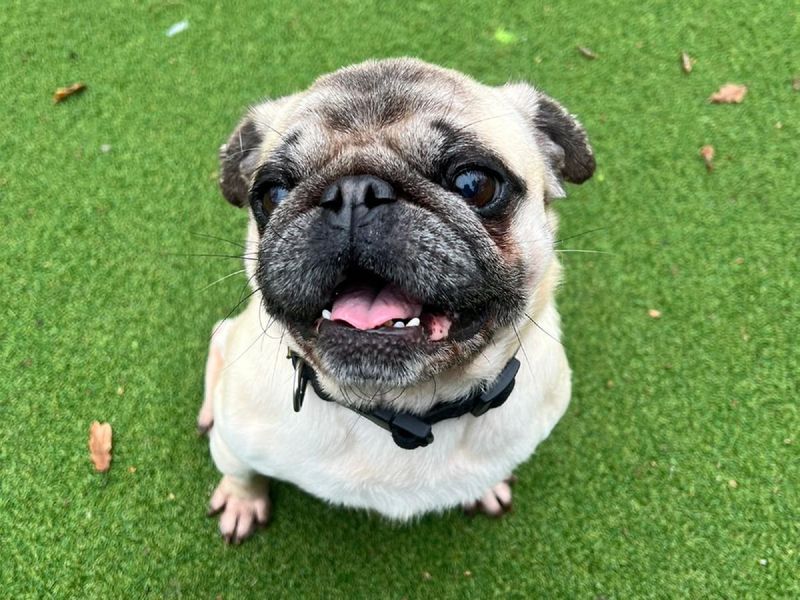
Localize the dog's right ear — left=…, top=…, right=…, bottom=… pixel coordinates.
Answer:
left=218, top=116, right=263, bottom=207
left=218, top=96, right=297, bottom=207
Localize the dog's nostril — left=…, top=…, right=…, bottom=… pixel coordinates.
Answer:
left=320, top=175, right=396, bottom=212
left=320, top=184, right=344, bottom=211
left=363, top=179, right=395, bottom=208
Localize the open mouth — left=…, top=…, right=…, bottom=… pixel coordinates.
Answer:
left=308, top=269, right=483, bottom=343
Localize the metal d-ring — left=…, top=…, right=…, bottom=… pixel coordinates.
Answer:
left=292, top=357, right=308, bottom=413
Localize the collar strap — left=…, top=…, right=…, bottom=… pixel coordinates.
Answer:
left=288, top=351, right=520, bottom=450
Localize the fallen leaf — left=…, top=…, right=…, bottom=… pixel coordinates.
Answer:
left=699, top=145, right=715, bottom=172
left=463, top=570, right=473, bottom=577
left=127, top=465, right=137, bottom=473
left=680, top=51, right=694, bottom=74
left=709, top=83, right=747, bottom=104
left=648, top=309, right=662, bottom=319
left=728, top=479, right=738, bottom=489
left=53, top=82, right=87, bottom=104
left=734, top=257, right=744, bottom=265
left=493, top=27, right=518, bottom=45
left=792, top=77, right=800, bottom=92
left=89, top=421, right=112, bottom=472
left=577, top=46, right=598, bottom=60
left=421, top=571, right=432, bottom=581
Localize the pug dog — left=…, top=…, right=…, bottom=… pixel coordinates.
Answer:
left=197, top=58, right=594, bottom=542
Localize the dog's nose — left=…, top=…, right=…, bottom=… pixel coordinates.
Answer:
left=320, top=175, right=396, bottom=228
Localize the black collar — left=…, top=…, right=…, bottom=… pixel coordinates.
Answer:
left=288, top=351, right=520, bottom=450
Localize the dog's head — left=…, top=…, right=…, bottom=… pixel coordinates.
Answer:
left=218, top=58, right=593, bottom=402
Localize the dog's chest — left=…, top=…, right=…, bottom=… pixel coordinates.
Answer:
left=218, top=382, right=532, bottom=518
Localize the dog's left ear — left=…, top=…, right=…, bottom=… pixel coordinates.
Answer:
left=501, top=83, right=595, bottom=199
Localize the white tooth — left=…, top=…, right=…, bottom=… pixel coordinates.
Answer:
left=406, top=317, right=420, bottom=327
left=393, top=321, right=405, bottom=328
left=322, top=309, right=332, bottom=320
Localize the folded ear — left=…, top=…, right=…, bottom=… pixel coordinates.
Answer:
left=218, top=96, right=296, bottom=207
left=218, top=116, right=263, bottom=207
left=501, top=83, right=595, bottom=199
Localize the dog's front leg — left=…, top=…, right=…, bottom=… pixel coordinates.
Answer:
left=197, top=319, right=232, bottom=434
left=207, top=429, right=271, bottom=543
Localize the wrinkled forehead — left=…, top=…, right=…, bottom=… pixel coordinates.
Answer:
left=305, top=61, right=478, bottom=133
left=265, top=63, right=525, bottom=170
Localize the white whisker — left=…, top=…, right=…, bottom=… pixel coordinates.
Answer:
left=555, top=249, right=614, bottom=255
left=200, top=269, right=246, bottom=292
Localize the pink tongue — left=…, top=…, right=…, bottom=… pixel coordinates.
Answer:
left=331, top=283, right=422, bottom=330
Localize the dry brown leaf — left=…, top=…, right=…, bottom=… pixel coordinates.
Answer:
left=53, top=82, right=87, bottom=104
left=648, top=309, right=662, bottom=319
left=792, top=77, right=800, bottom=92
left=680, top=52, right=694, bottom=74
left=709, top=83, right=747, bottom=104
left=577, top=46, right=598, bottom=60
left=699, top=145, right=715, bottom=172
left=89, top=421, right=112, bottom=472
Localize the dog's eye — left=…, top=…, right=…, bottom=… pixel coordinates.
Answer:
left=258, top=184, right=290, bottom=214
left=451, top=169, right=499, bottom=208
left=266, top=185, right=289, bottom=206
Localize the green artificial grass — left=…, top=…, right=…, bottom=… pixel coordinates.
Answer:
left=1, top=0, right=798, bottom=597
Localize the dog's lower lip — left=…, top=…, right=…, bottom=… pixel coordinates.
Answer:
left=317, top=318, right=425, bottom=339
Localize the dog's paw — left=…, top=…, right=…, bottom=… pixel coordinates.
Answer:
left=463, top=475, right=516, bottom=518
left=207, top=475, right=270, bottom=544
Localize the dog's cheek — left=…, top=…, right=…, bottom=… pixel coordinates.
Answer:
left=482, top=212, right=521, bottom=263
left=504, top=196, right=553, bottom=287
left=257, top=211, right=351, bottom=322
